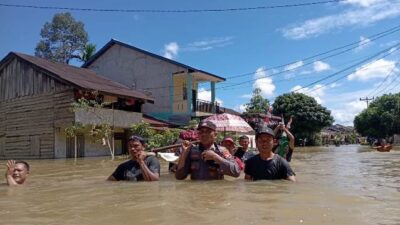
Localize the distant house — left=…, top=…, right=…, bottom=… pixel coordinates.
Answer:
left=0, top=52, right=154, bottom=159
left=82, top=39, right=226, bottom=125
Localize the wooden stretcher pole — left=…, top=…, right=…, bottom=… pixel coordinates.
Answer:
left=151, top=141, right=199, bottom=153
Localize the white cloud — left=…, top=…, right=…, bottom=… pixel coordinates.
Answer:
left=163, top=42, right=179, bottom=59
left=355, top=36, right=372, bottom=52
left=347, top=59, right=398, bottom=81
left=284, top=61, right=304, bottom=72
left=329, top=82, right=340, bottom=88
left=253, top=67, right=275, bottom=97
left=313, top=61, right=331, bottom=72
left=331, top=100, right=367, bottom=126
left=388, top=46, right=398, bottom=54
left=291, top=84, right=326, bottom=104
left=185, top=37, right=234, bottom=51
left=198, top=88, right=223, bottom=105
left=282, top=1, right=400, bottom=39
left=241, top=94, right=252, bottom=99
left=234, top=104, right=247, bottom=113
left=343, top=0, right=386, bottom=7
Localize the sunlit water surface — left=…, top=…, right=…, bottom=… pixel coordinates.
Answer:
left=1, top=145, right=399, bottom=225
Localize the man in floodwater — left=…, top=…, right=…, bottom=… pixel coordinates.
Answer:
left=273, top=122, right=295, bottom=162
left=234, top=135, right=256, bottom=162
left=5, top=160, right=30, bottom=186
left=107, top=135, right=160, bottom=182
left=245, top=125, right=296, bottom=182
left=175, top=121, right=241, bottom=180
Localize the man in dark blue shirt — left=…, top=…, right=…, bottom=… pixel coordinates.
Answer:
left=107, top=135, right=160, bottom=182
left=245, top=125, right=295, bottom=182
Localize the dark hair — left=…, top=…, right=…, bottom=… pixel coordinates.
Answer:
left=239, top=135, right=249, bottom=141
left=128, top=135, right=147, bottom=145
left=15, top=160, right=30, bottom=171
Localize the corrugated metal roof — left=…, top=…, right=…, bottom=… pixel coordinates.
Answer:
left=82, top=39, right=226, bottom=82
left=3, top=52, right=154, bottom=103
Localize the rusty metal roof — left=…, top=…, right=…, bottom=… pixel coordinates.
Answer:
left=3, top=52, right=154, bottom=103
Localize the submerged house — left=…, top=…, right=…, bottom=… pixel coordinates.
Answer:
left=82, top=39, right=226, bottom=125
left=0, top=52, right=154, bottom=159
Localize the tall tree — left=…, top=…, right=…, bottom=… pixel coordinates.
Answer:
left=244, top=88, right=270, bottom=113
left=354, top=93, right=400, bottom=138
left=35, top=12, right=88, bottom=64
left=273, top=93, right=334, bottom=145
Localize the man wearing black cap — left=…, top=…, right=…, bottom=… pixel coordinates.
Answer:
left=107, top=135, right=160, bottom=182
left=244, top=125, right=296, bottom=181
left=175, top=121, right=241, bottom=180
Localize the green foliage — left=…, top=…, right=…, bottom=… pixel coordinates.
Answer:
left=35, top=12, right=88, bottom=64
left=147, top=129, right=181, bottom=149
left=131, top=122, right=181, bottom=150
left=130, top=122, right=155, bottom=139
left=81, top=43, right=96, bottom=62
left=244, top=88, right=270, bottom=113
left=89, top=123, right=112, bottom=142
left=65, top=122, right=84, bottom=138
left=273, top=93, right=334, bottom=145
left=354, top=93, right=400, bottom=138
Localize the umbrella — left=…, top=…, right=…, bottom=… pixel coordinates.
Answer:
left=203, top=113, right=254, bottom=133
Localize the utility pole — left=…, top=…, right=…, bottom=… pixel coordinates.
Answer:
left=360, top=97, right=374, bottom=107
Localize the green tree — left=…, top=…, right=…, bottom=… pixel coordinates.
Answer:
left=81, top=43, right=96, bottom=63
left=35, top=12, right=88, bottom=64
left=130, top=122, right=180, bottom=150
left=244, top=88, right=270, bottom=113
left=272, top=93, right=334, bottom=145
left=66, top=97, right=115, bottom=159
left=354, top=93, right=400, bottom=138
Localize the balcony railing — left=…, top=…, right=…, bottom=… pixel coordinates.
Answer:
left=74, top=107, right=142, bottom=128
left=194, top=99, right=219, bottom=114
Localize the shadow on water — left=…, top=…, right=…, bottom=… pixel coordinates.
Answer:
left=0, top=144, right=399, bottom=225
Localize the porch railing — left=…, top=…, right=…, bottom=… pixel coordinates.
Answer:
left=194, top=99, right=219, bottom=114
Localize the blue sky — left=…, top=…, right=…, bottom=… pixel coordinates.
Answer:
left=1, top=0, right=399, bottom=126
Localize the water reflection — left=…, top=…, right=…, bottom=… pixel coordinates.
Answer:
left=0, top=145, right=399, bottom=225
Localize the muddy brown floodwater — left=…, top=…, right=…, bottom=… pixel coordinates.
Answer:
left=1, top=145, right=399, bottom=225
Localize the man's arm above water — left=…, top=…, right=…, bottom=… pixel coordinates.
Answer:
left=175, top=141, right=192, bottom=180
left=5, top=160, right=18, bottom=186
left=202, top=149, right=241, bottom=178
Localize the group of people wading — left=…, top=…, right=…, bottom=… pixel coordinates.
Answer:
left=107, top=120, right=296, bottom=183
left=4, top=120, right=296, bottom=186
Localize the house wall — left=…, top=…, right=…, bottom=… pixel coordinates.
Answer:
left=0, top=57, right=74, bottom=159
left=172, top=74, right=198, bottom=114
left=86, top=44, right=188, bottom=120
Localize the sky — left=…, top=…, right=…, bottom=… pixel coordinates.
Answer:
left=1, top=0, right=400, bottom=126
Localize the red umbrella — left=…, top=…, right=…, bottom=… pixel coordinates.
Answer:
left=203, top=113, right=253, bottom=133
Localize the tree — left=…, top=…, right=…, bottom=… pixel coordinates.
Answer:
left=35, top=12, right=88, bottom=64
left=244, top=88, right=270, bottom=113
left=65, top=97, right=115, bottom=160
left=81, top=43, right=96, bottom=63
left=130, top=122, right=180, bottom=149
left=272, top=93, right=334, bottom=146
left=354, top=93, right=400, bottom=138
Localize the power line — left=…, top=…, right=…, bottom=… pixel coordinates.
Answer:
left=148, top=43, right=400, bottom=101
left=367, top=61, right=399, bottom=97
left=380, top=71, right=400, bottom=94
left=300, top=44, right=400, bottom=94
left=0, top=1, right=347, bottom=13
left=360, top=97, right=374, bottom=107
left=130, top=23, right=400, bottom=92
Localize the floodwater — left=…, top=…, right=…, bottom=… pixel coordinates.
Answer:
left=1, top=145, right=399, bottom=225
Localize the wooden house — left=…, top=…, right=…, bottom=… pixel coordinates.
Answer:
left=0, top=52, right=154, bottom=159
left=82, top=39, right=226, bottom=125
